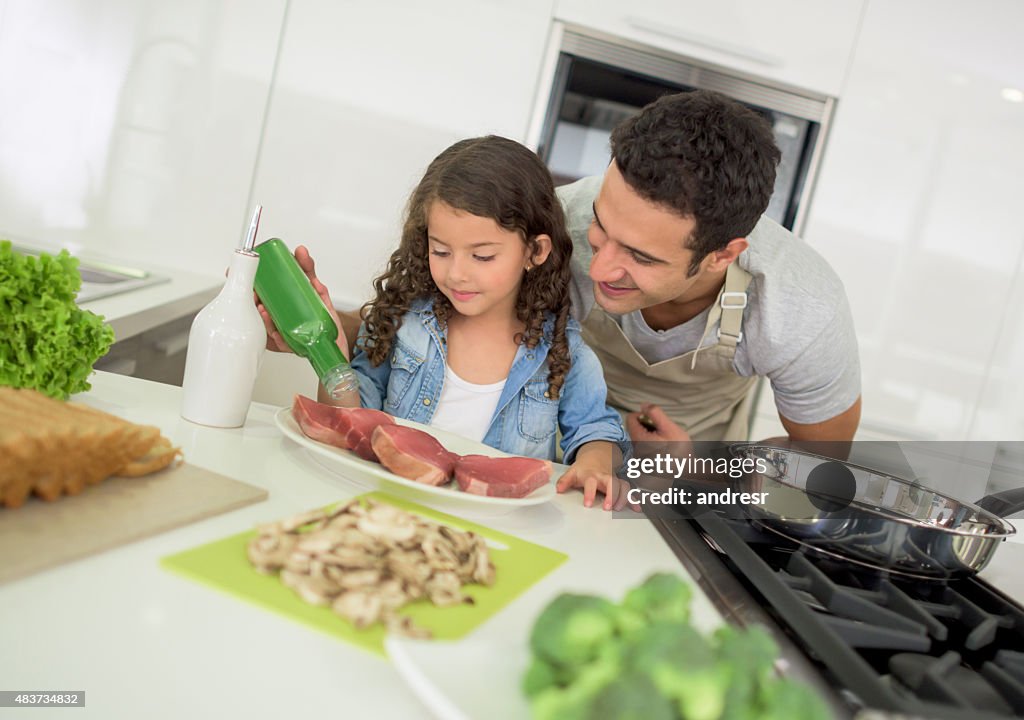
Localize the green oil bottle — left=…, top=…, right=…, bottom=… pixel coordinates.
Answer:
left=253, top=238, right=359, bottom=404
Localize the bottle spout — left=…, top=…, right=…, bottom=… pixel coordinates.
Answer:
left=240, top=204, right=262, bottom=254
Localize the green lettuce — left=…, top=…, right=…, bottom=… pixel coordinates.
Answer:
left=0, top=239, right=115, bottom=399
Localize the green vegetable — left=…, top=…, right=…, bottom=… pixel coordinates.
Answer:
left=523, top=573, right=833, bottom=720
left=522, top=657, right=561, bottom=699
left=713, top=622, right=779, bottom=717
left=625, top=623, right=728, bottom=720
left=622, top=572, right=692, bottom=625
left=755, top=677, right=832, bottom=720
left=0, top=240, right=114, bottom=399
left=530, top=594, right=619, bottom=668
left=586, top=673, right=676, bottom=720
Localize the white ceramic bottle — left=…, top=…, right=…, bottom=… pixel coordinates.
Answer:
left=181, top=209, right=266, bottom=427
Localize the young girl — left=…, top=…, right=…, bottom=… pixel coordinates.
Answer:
left=266, top=137, right=631, bottom=510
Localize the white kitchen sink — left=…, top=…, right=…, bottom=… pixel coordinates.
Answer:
left=11, top=243, right=169, bottom=302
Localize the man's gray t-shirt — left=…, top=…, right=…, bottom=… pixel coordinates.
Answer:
left=557, top=176, right=861, bottom=425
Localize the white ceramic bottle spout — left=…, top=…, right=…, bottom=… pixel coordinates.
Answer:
left=181, top=208, right=266, bottom=427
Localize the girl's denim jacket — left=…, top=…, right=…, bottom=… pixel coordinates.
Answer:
left=349, top=297, right=629, bottom=463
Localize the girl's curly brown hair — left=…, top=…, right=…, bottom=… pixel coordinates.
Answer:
left=360, top=135, right=574, bottom=398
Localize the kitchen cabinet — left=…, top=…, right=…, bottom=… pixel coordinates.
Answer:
left=552, top=0, right=865, bottom=97
left=0, top=0, right=286, bottom=275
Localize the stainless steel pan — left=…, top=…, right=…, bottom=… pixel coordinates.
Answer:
left=723, top=444, right=1023, bottom=579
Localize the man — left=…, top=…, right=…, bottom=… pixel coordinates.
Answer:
left=557, top=90, right=861, bottom=444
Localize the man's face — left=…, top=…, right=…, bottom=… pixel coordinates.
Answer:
left=586, top=162, right=705, bottom=314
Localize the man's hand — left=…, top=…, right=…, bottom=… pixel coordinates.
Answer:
left=625, top=403, right=692, bottom=443
left=255, top=245, right=350, bottom=360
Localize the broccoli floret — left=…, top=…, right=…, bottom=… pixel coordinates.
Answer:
left=523, top=657, right=560, bottom=699
left=612, top=605, right=647, bottom=640
left=529, top=594, right=620, bottom=669
left=623, top=622, right=728, bottom=720
left=530, top=647, right=622, bottom=720
left=756, top=677, right=832, bottom=720
left=584, top=673, right=676, bottom=720
left=714, top=624, right=778, bottom=684
left=622, top=572, right=692, bottom=624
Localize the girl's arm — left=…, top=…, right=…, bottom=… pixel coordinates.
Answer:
left=553, top=333, right=637, bottom=511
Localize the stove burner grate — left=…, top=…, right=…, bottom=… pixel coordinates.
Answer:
left=697, top=515, right=1024, bottom=719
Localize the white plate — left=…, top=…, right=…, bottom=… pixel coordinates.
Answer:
left=274, top=407, right=559, bottom=511
left=385, top=633, right=530, bottom=720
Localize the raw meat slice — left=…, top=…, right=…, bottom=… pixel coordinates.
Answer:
left=454, top=455, right=551, bottom=498
left=291, top=395, right=395, bottom=462
left=371, top=424, right=458, bottom=486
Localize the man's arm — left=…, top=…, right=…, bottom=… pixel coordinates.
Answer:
left=338, top=309, right=360, bottom=358
left=779, top=396, right=861, bottom=442
left=625, top=395, right=862, bottom=444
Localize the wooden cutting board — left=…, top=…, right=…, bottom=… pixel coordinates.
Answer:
left=0, top=463, right=267, bottom=584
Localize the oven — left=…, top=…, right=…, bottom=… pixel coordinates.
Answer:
left=527, top=23, right=835, bottom=236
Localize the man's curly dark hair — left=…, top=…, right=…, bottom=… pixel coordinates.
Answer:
left=610, top=90, right=781, bottom=276
left=359, top=136, right=575, bottom=399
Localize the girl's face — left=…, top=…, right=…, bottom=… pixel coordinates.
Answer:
left=426, top=202, right=539, bottom=323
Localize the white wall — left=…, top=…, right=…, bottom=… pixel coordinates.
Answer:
left=0, top=0, right=286, bottom=271
left=800, top=0, right=1024, bottom=442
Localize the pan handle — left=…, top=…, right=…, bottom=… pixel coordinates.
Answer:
left=975, top=487, right=1024, bottom=517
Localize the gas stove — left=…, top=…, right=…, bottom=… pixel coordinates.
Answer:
left=652, top=514, right=1024, bottom=719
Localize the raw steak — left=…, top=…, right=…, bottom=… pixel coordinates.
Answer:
left=371, top=424, right=458, bottom=486
left=291, top=395, right=395, bottom=462
left=454, top=455, right=551, bottom=498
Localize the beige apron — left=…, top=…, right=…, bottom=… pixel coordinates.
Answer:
left=582, top=262, right=756, bottom=442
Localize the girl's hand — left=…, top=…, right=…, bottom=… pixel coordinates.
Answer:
left=255, top=245, right=350, bottom=359
left=556, top=463, right=640, bottom=512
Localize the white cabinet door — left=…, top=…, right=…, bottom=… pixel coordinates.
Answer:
left=553, top=0, right=864, bottom=96
left=0, top=0, right=287, bottom=273
left=249, top=0, right=556, bottom=312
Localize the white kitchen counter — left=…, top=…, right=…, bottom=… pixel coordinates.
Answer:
left=0, top=372, right=719, bottom=720
left=79, top=267, right=222, bottom=344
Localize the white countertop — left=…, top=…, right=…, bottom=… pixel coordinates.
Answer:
left=79, top=267, right=222, bottom=343
left=0, top=372, right=718, bottom=720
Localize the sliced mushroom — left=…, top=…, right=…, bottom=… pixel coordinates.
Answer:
left=333, top=590, right=383, bottom=628
left=425, top=570, right=469, bottom=607
left=385, top=613, right=432, bottom=640
left=472, top=536, right=496, bottom=586
left=281, top=507, right=329, bottom=532
left=250, top=498, right=497, bottom=632
left=337, top=568, right=383, bottom=590
left=247, top=531, right=298, bottom=572
left=422, top=534, right=460, bottom=572
left=356, top=515, right=417, bottom=544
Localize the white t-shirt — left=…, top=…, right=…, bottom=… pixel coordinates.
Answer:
left=558, top=175, right=861, bottom=425
left=429, top=365, right=506, bottom=442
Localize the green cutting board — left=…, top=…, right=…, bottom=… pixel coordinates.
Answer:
left=161, top=491, right=567, bottom=656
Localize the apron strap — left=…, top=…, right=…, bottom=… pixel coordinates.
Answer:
left=690, top=261, right=754, bottom=370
